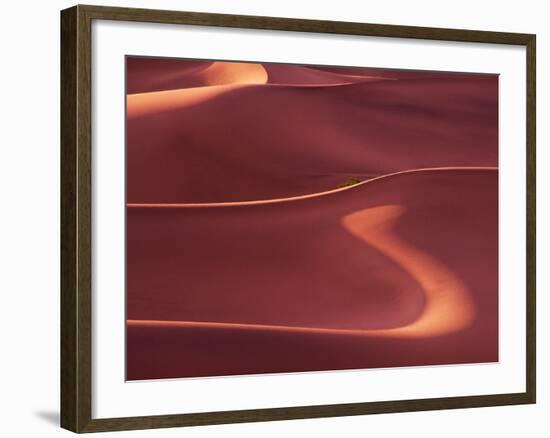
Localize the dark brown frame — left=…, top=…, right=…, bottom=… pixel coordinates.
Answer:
left=61, top=4, right=536, bottom=433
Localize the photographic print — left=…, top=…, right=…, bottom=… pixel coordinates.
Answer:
left=125, top=57, right=499, bottom=381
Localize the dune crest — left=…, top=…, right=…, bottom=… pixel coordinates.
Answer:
left=264, top=64, right=385, bottom=85
left=201, top=62, right=267, bottom=86
left=126, top=169, right=498, bottom=379
left=342, top=205, right=476, bottom=338
left=127, top=84, right=239, bottom=119
left=127, top=74, right=498, bottom=203
left=127, top=58, right=267, bottom=94
left=125, top=57, right=499, bottom=380
left=127, top=166, right=498, bottom=208
left=127, top=204, right=476, bottom=340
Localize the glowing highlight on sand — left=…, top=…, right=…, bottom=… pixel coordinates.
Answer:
left=128, top=203, right=475, bottom=339
left=342, top=205, right=476, bottom=337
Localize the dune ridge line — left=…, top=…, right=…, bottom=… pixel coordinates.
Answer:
left=128, top=201, right=478, bottom=339
left=127, top=166, right=498, bottom=208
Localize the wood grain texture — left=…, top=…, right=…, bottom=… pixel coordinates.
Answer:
left=525, top=34, right=536, bottom=404
left=60, top=4, right=536, bottom=433
left=79, top=4, right=534, bottom=44
left=60, top=5, right=78, bottom=432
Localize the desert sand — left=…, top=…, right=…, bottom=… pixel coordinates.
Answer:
left=126, top=60, right=499, bottom=380
left=127, top=168, right=498, bottom=379
left=127, top=63, right=497, bottom=203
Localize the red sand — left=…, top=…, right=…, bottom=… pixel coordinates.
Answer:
left=126, top=59, right=498, bottom=380
left=126, top=168, right=498, bottom=380
left=127, top=65, right=497, bottom=204
left=126, top=58, right=268, bottom=93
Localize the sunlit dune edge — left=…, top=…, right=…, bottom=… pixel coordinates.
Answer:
left=126, top=168, right=498, bottom=378
left=201, top=62, right=268, bottom=86
left=126, top=60, right=268, bottom=94
left=127, top=166, right=498, bottom=208
left=127, top=319, right=401, bottom=337
left=125, top=59, right=500, bottom=378
left=342, top=205, right=475, bottom=337
left=127, top=74, right=498, bottom=203
left=126, top=59, right=397, bottom=94
left=127, top=203, right=474, bottom=339
left=127, top=78, right=397, bottom=118
left=127, top=83, right=240, bottom=118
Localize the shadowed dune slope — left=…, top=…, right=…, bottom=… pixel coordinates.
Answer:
left=127, top=169, right=498, bottom=380
left=309, top=65, right=494, bottom=81
left=127, top=58, right=392, bottom=94
left=126, top=58, right=483, bottom=94
left=127, top=75, right=498, bottom=203
left=262, top=64, right=386, bottom=85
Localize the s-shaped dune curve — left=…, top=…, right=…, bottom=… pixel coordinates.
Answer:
left=128, top=205, right=474, bottom=339
left=128, top=169, right=489, bottom=340
left=126, top=168, right=498, bottom=379
left=341, top=205, right=475, bottom=338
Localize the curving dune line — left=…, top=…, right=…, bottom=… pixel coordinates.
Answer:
left=263, top=63, right=389, bottom=86
left=126, top=58, right=392, bottom=94
left=200, top=62, right=267, bottom=86
left=128, top=168, right=493, bottom=338
left=127, top=166, right=497, bottom=208
left=126, top=58, right=499, bottom=379
left=341, top=205, right=475, bottom=337
left=128, top=204, right=473, bottom=339
left=127, top=59, right=267, bottom=94
left=126, top=167, right=499, bottom=378
left=127, top=83, right=242, bottom=119
left=127, top=74, right=498, bottom=203
left=127, top=79, right=381, bottom=119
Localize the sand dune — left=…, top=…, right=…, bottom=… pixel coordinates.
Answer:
left=127, top=58, right=267, bottom=94
left=263, top=64, right=385, bottom=85
left=126, top=58, right=394, bottom=94
left=127, top=168, right=498, bottom=380
left=126, top=59, right=499, bottom=380
left=342, top=205, right=474, bottom=337
left=127, top=75, right=498, bottom=203
left=127, top=84, right=240, bottom=119
left=309, top=65, right=493, bottom=81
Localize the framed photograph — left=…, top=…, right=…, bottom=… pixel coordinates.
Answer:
left=60, top=4, right=536, bottom=433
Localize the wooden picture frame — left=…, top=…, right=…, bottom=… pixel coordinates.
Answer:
left=61, top=4, right=536, bottom=433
